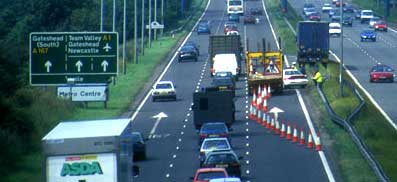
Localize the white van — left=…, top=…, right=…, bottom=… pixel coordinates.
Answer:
left=212, top=54, right=239, bottom=79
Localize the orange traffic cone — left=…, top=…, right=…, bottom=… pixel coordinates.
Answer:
left=261, top=112, right=267, bottom=126
left=262, top=84, right=267, bottom=100
left=266, top=115, right=271, bottom=129
left=292, top=125, right=298, bottom=143
left=267, top=85, right=271, bottom=98
left=286, top=122, right=292, bottom=140
left=280, top=122, right=286, bottom=138
left=256, top=108, right=262, bottom=123
left=262, top=97, right=268, bottom=113
left=270, top=118, right=275, bottom=131
left=299, top=128, right=305, bottom=145
left=307, top=132, right=313, bottom=149
left=315, top=132, right=322, bottom=151
left=274, top=120, right=280, bottom=134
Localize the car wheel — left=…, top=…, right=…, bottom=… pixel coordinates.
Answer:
left=173, top=96, right=177, bottom=101
left=385, top=29, right=388, bottom=32
left=152, top=97, right=156, bottom=102
left=194, top=57, right=198, bottom=62
left=373, top=38, right=376, bottom=42
left=178, top=59, right=182, bottom=62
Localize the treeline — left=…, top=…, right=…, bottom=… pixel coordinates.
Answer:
left=0, top=0, right=193, bottom=176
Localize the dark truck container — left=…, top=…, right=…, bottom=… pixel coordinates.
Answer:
left=192, top=87, right=235, bottom=130
left=296, top=21, right=329, bottom=65
left=209, top=35, right=243, bottom=75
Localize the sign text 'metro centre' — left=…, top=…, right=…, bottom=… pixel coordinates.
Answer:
left=30, top=32, right=119, bottom=86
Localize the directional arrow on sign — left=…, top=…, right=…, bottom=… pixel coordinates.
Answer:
left=149, top=112, right=168, bottom=139
left=44, top=60, right=52, bottom=73
left=103, top=43, right=112, bottom=52
left=75, top=60, right=83, bottom=72
left=269, top=107, right=284, bottom=122
left=101, top=60, right=109, bottom=72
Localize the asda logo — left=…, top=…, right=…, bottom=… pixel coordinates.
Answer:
left=61, top=162, right=103, bottom=176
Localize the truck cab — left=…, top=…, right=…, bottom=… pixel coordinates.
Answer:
left=360, top=10, right=374, bottom=24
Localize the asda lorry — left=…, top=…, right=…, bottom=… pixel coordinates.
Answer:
left=42, top=118, right=138, bottom=182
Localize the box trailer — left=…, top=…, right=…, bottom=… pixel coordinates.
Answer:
left=42, top=118, right=135, bottom=182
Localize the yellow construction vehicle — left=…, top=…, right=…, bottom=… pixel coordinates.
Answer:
left=246, top=39, right=283, bottom=94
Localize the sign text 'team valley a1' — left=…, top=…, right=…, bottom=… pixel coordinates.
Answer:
left=30, top=32, right=118, bottom=86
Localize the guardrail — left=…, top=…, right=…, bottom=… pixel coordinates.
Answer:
left=316, top=79, right=389, bottom=182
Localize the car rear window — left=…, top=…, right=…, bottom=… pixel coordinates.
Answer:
left=201, top=124, right=228, bottom=134
left=373, top=66, right=393, bottom=72
left=285, top=70, right=302, bottom=75
left=197, top=171, right=226, bottom=180
left=156, top=83, right=172, bottom=89
left=206, top=153, right=237, bottom=164
left=203, top=140, right=230, bottom=150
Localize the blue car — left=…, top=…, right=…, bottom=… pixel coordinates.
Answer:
left=197, top=22, right=211, bottom=35
left=360, top=29, right=376, bottom=42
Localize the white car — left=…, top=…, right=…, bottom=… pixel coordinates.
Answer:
left=329, top=22, right=341, bottom=37
left=369, top=17, right=381, bottom=27
left=322, top=3, right=332, bottom=12
left=151, top=81, right=176, bottom=101
left=199, top=138, right=232, bottom=162
left=283, top=68, right=308, bottom=88
left=360, top=10, right=374, bottom=23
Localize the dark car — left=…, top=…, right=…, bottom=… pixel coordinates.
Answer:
left=178, top=45, right=198, bottom=62
left=132, top=132, right=146, bottom=160
left=185, top=41, right=200, bottom=56
left=250, top=7, right=262, bottom=15
left=374, top=20, right=388, bottom=31
left=199, top=122, right=231, bottom=145
left=355, top=9, right=361, bottom=19
left=214, top=71, right=236, bottom=83
left=211, top=76, right=235, bottom=93
left=331, top=15, right=341, bottom=23
left=335, top=0, right=346, bottom=7
left=370, top=64, right=394, bottom=82
left=228, top=13, right=240, bottom=22
left=197, top=21, right=211, bottom=35
left=308, top=12, right=321, bottom=21
left=360, top=29, right=376, bottom=42
left=328, top=9, right=338, bottom=18
left=202, top=150, right=243, bottom=177
left=343, top=4, right=354, bottom=13
left=243, top=14, right=256, bottom=24
left=342, top=16, right=353, bottom=26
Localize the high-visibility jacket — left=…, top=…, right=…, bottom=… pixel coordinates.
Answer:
left=313, top=72, right=323, bottom=83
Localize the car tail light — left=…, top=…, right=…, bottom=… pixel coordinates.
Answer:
left=199, top=134, right=207, bottom=138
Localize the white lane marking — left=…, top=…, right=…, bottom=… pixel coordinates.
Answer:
left=176, top=146, right=180, bottom=150
left=169, top=163, right=173, bottom=168
left=246, top=151, right=250, bottom=155
left=129, top=0, right=212, bottom=122
left=261, top=0, right=280, bottom=49
left=276, top=6, right=336, bottom=182
left=149, top=116, right=164, bottom=139
left=166, top=173, right=170, bottom=178
left=296, top=89, right=336, bottom=182
left=329, top=51, right=397, bottom=131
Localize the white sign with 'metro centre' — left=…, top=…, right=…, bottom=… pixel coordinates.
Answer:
left=57, top=85, right=107, bottom=101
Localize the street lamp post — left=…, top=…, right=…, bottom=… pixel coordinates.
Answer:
left=148, top=0, right=152, bottom=47
left=134, top=0, right=138, bottom=64
left=141, top=0, right=145, bottom=55
left=113, top=0, right=116, bottom=32
left=339, top=0, right=344, bottom=96
left=123, top=0, right=127, bottom=74
left=100, top=0, right=104, bottom=31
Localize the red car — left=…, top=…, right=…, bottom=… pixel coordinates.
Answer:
left=308, top=12, right=321, bottom=21
left=370, top=64, right=394, bottom=82
left=335, top=1, right=346, bottom=7
left=224, top=22, right=238, bottom=34
left=191, top=168, right=229, bottom=182
left=374, top=20, right=388, bottom=32
left=243, top=14, right=256, bottom=24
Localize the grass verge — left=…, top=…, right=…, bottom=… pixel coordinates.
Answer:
left=4, top=0, right=209, bottom=181
left=265, top=0, right=395, bottom=181
left=353, top=0, right=397, bottom=23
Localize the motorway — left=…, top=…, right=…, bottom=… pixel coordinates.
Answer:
left=131, top=0, right=333, bottom=181
left=289, top=0, right=397, bottom=127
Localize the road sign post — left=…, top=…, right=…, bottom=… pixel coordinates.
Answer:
left=30, top=32, right=119, bottom=86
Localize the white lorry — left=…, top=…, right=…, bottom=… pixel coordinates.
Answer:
left=360, top=10, right=374, bottom=23
left=42, top=118, right=138, bottom=182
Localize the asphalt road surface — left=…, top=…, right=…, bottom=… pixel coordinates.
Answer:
left=131, top=0, right=333, bottom=181
left=289, top=0, right=397, bottom=127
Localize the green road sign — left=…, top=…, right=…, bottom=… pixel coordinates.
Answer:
left=30, top=32, right=118, bottom=86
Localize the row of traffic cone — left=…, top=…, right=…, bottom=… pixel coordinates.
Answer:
left=259, top=113, right=322, bottom=151
left=249, top=85, right=271, bottom=121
